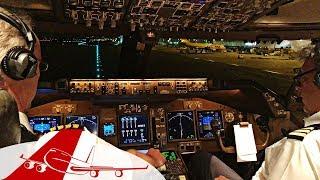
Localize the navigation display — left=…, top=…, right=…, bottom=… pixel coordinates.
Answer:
left=118, top=114, right=149, bottom=146
left=198, top=111, right=223, bottom=139
left=167, top=111, right=196, bottom=141
left=103, top=123, right=116, bottom=137
left=65, top=115, right=99, bottom=135
left=29, top=116, right=62, bottom=134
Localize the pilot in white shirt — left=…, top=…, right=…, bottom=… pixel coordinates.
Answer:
left=253, top=112, right=320, bottom=180
left=253, top=41, right=320, bottom=180
left=200, top=42, right=320, bottom=180
left=0, top=9, right=166, bottom=179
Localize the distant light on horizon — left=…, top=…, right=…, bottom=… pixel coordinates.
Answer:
left=245, top=42, right=257, bottom=46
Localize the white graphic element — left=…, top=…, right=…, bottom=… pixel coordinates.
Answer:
left=0, top=130, right=165, bottom=180
left=20, top=146, right=148, bottom=178
left=20, top=154, right=47, bottom=173
left=20, top=147, right=90, bottom=175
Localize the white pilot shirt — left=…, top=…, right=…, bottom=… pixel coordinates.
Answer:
left=253, top=111, right=320, bottom=180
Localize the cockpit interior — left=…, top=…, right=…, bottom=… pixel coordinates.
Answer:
left=1, top=0, right=319, bottom=179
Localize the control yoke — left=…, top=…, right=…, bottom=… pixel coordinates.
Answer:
left=211, top=121, right=270, bottom=154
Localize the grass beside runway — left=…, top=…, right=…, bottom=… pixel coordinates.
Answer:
left=154, top=47, right=303, bottom=76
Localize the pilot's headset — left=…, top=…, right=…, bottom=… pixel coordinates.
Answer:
left=0, top=11, right=39, bottom=80
left=292, top=40, right=320, bottom=88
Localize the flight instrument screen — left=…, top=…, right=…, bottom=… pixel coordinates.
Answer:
left=65, top=115, right=99, bottom=135
left=103, top=122, right=116, bottom=137
left=167, top=111, right=196, bottom=141
left=29, top=116, right=62, bottom=134
left=198, top=111, right=223, bottom=139
left=118, top=114, right=149, bottom=146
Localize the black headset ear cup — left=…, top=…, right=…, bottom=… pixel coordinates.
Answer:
left=0, top=12, right=37, bottom=80
left=1, top=46, right=37, bottom=80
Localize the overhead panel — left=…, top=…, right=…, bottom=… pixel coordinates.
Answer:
left=62, top=0, right=291, bottom=34
left=64, top=0, right=127, bottom=29
left=193, top=0, right=282, bottom=32
left=129, top=0, right=207, bottom=32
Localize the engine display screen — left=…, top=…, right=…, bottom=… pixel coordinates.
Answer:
left=103, top=123, right=116, bottom=137
left=198, top=111, right=223, bottom=139
left=29, top=116, right=62, bottom=134
left=118, top=114, right=149, bottom=146
left=65, top=115, right=99, bottom=135
left=167, top=111, right=196, bottom=141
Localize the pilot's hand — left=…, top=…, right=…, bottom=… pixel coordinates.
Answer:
left=146, top=148, right=166, bottom=167
left=214, top=175, right=230, bottom=180
left=127, top=148, right=166, bottom=168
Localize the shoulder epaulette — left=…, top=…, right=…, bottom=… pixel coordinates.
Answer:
left=50, top=123, right=81, bottom=132
left=287, top=127, right=315, bottom=141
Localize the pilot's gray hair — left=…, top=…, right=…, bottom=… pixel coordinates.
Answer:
left=0, top=7, right=32, bottom=82
left=0, top=90, right=21, bottom=148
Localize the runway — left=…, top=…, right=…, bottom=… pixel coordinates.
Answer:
left=146, top=48, right=303, bottom=96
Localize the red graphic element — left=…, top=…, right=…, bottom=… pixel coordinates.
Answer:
left=5, top=129, right=82, bottom=180
left=5, top=129, right=149, bottom=179
left=70, top=165, right=149, bottom=177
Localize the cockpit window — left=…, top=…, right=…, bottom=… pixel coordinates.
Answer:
left=40, top=37, right=309, bottom=96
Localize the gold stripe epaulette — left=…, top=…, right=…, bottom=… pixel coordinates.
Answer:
left=287, top=127, right=315, bottom=141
